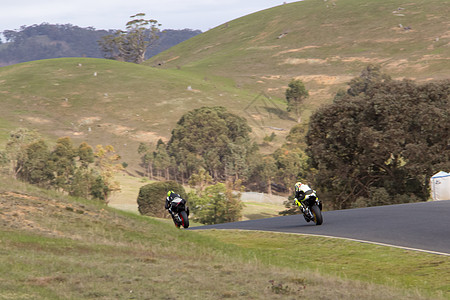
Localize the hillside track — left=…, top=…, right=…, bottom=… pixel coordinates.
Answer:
left=190, top=201, right=450, bottom=255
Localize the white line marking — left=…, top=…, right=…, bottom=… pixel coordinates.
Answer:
left=200, top=229, right=450, bottom=256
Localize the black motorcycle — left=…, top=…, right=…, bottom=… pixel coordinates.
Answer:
left=295, top=189, right=323, bottom=225
left=168, top=196, right=190, bottom=228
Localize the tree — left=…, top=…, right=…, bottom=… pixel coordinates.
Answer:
left=0, top=150, right=8, bottom=174
left=153, top=139, right=172, bottom=180
left=285, top=79, right=309, bottom=123
left=93, top=145, right=123, bottom=203
left=98, top=13, right=160, bottom=63
left=5, top=128, right=41, bottom=178
left=260, top=156, right=277, bottom=194
left=50, top=137, right=76, bottom=191
left=138, top=142, right=154, bottom=178
left=188, top=182, right=243, bottom=225
left=16, top=140, right=54, bottom=187
left=273, top=146, right=308, bottom=191
left=346, top=64, right=391, bottom=97
left=167, top=106, right=257, bottom=182
left=188, top=167, right=213, bottom=192
left=70, top=168, right=96, bottom=199
left=251, top=155, right=277, bottom=194
left=306, top=73, right=450, bottom=209
left=77, top=142, right=95, bottom=169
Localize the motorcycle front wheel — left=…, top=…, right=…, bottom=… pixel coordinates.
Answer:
left=311, top=204, right=323, bottom=225
left=180, top=210, right=189, bottom=228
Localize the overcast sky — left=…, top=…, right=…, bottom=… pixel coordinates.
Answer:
left=0, top=0, right=290, bottom=33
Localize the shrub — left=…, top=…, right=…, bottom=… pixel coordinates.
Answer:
left=137, top=181, right=186, bottom=218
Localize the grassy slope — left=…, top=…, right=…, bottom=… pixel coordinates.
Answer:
left=148, top=0, right=449, bottom=113
left=0, top=57, right=292, bottom=172
left=0, top=57, right=283, bottom=171
left=1, top=176, right=448, bottom=299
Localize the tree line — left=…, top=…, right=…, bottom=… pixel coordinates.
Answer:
left=0, top=22, right=200, bottom=66
left=1, top=65, right=447, bottom=223
left=137, top=106, right=308, bottom=193
left=0, top=128, right=122, bottom=202
left=138, top=66, right=449, bottom=213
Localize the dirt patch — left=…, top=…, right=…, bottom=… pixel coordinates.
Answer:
left=0, top=191, right=105, bottom=238
left=131, top=131, right=165, bottom=143
left=78, top=116, right=101, bottom=126
left=261, top=75, right=282, bottom=80
left=193, top=44, right=220, bottom=54
left=293, top=75, right=352, bottom=85
left=275, top=46, right=320, bottom=56
left=23, top=117, right=52, bottom=124
left=246, top=45, right=280, bottom=51
left=330, top=56, right=387, bottom=64
left=0, top=192, right=69, bottom=237
left=101, top=123, right=133, bottom=136
left=60, top=100, right=71, bottom=107
left=281, top=56, right=390, bottom=66
left=97, top=123, right=166, bottom=143
left=385, top=58, right=409, bottom=69
left=166, top=56, right=180, bottom=62
left=282, top=58, right=327, bottom=65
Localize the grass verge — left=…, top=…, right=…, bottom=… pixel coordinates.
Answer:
left=198, top=230, right=450, bottom=299
left=0, top=175, right=447, bottom=299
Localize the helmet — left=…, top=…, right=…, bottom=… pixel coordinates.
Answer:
left=167, top=190, right=174, bottom=197
left=295, top=182, right=302, bottom=192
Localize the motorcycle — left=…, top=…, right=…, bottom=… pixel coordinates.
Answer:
left=295, top=189, right=323, bottom=225
left=168, top=196, right=190, bottom=228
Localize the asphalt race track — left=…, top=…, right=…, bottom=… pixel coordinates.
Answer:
left=189, top=201, right=450, bottom=255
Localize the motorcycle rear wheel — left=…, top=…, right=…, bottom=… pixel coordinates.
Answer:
left=180, top=210, right=189, bottom=228
left=311, top=204, right=323, bottom=225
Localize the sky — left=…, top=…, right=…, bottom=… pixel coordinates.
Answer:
left=0, top=0, right=290, bottom=34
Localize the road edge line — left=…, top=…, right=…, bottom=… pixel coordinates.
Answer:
left=197, top=229, right=450, bottom=256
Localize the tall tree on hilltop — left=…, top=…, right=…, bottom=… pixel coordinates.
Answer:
left=98, top=13, right=160, bottom=63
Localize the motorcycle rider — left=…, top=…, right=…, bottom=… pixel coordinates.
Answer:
left=293, top=181, right=314, bottom=213
left=165, top=190, right=181, bottom=218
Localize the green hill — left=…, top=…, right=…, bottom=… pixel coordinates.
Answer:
left=0, top=0, right=449, bottom=172
left=0, top=57, right=283, bottom=171
left=147, top=0, right=449, bottom=117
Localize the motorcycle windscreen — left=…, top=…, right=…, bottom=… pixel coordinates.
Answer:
left=304, top=189, right=314, bottom=195
left=171, top=197, right=185, bottom=207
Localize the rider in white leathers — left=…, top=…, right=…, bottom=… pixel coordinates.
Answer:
left=294, top=181, right=314, bottom=212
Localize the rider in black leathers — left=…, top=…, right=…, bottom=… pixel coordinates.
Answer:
left=165, top=190, right=180, bottom=217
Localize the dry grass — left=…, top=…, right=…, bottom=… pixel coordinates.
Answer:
left=0, top=175, right=446, bottom=299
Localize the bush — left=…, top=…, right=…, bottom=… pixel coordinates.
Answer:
left=352, top=187, right=419, bottom=208
left=188, top=183, right=243, bottom=225
left=137, top=181, right=186, bottom=218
